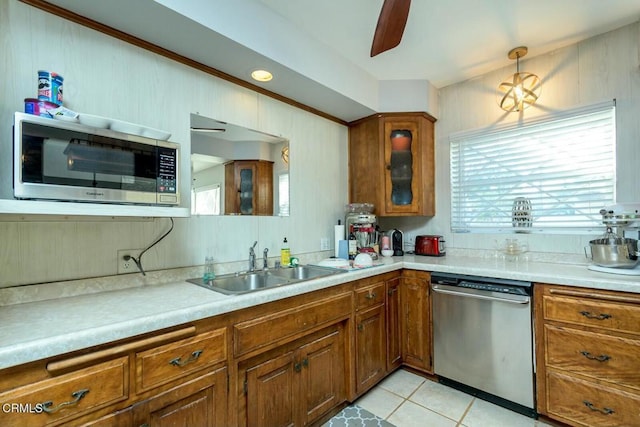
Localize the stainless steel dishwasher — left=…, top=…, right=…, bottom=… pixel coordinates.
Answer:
left=431, top=272, right=536, bottom=418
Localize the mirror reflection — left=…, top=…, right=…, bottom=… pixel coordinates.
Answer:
left=190, top=113, right=290, bottom=216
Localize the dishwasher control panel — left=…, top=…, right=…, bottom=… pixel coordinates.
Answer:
left=457, top=280, right=529, bottom=296
left=431, top=273, right=532, bottom=296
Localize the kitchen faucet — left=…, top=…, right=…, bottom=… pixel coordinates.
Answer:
left=248, top=241, right=258, bottom=272
left=263, top=248, right=269, bottom=270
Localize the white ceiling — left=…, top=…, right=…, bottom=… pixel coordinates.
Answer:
left=43, top=0, right=640, bottom=122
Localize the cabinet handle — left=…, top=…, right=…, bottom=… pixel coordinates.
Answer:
left=580, top=351, right=611, bottom=362
left=357, top=323, right=364, bottom=332
left=169, top=350, right=203, bottom=367
left=365, top=291, right=376, bottom=300
left=294, top=358, right=309, bottom=373
left=583, top=400, right=615, bottom=415
left=41, top=388, right=89, bottom=414
left=388, top=288, right=396, bottom=295
left=579, top=310, right=611, bottom=320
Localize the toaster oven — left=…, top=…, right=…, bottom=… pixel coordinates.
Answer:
left=415, top=235, right=446, bottom=256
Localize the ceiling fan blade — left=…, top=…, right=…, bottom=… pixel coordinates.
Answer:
left=370, top=0, right=411, bottom=57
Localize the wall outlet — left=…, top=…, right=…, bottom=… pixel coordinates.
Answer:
left=320, top=237, right=330, bottom=251
left=117, top=249, right=142, bottom=274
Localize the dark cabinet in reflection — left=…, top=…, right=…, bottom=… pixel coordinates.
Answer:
left=224, top=160, right=274, bottom=215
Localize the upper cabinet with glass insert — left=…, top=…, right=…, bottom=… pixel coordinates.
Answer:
left=348, top=112, right=436, bottom=216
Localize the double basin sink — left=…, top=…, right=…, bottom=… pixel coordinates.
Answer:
left=186, top=265, right=347, bottom=295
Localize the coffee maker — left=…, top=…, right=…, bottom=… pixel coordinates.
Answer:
left=389, top=229, right=404, bottom=256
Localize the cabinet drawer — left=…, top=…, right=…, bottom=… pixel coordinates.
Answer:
left=542, top=294, right=640, bottom=335
left=546, top=370, right=640, bottom=427
left=544, top=325, right=640, bottom=390
left=0, top=356, right=128, bottom=427
left=136, top=329, right=226, bottom=392
left=234, top=292, right=352, bottom=356
left=355, top=282, right=385, bottom=310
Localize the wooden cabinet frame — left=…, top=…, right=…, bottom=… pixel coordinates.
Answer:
left=348, top=112, right=436, bottom=216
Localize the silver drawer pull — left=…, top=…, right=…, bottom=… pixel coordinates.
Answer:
left=580, top=351, right=611, bottom=362
left=365, top=292, right=376, bottom=300
left=583, top=400, right=614, bottom=415
left=169, top=350, right=203, bottom=367
left=580, top=310, right=611, bottom=320
left=41, top=388, right=89, bottom=414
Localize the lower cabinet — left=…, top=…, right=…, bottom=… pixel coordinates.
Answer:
left=386, top=276, right=402, bottom=372
left=354, top=282, right=387, bottom=396
left=0, top=269, right=434, bottom=427
left=400, top=270, right=432, bottom=373
left=535, top=283, right=640, bottom=427
left=239, top=324, right=347, bottom=427
left=133, top=367, right=228, bottom=427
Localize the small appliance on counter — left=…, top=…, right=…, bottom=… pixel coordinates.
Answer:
left=389, top=229, right=404, bottom=256
left=415, top=235, right=446, bottom=256
left=585, top=204, right=640, bottom=275
left=345, top=203, right=378, bottom=257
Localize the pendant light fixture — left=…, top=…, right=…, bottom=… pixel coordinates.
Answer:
left=497, top=46, right=541, bottom=112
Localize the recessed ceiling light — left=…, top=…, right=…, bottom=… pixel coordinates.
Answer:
left=251, top=69, right=273, bottom=82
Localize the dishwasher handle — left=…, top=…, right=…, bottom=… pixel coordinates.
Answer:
left=431, top=283, right=530, bottom=305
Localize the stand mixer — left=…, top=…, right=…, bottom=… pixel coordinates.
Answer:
left=587, top=203, right=640, bottom=275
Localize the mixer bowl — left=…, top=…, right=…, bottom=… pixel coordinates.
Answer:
left=586, top=239, right=640, bottom=268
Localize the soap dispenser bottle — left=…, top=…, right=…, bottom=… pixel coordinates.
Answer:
left=280, top=237, right=290, bottom=267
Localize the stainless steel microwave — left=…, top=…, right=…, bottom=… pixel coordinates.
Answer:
left=13, top=112, right=180, bottom=206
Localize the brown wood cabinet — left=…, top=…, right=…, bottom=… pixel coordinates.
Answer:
left=239, top=324, right=346, bottom=427
left=224, top=160, right=274, bottom=215
left=133, top=367, right=228, bottom=427
left=0, top=269, right=434, bottom=427
left=0, top=325, right=227, bottom=427
left=348, top=112, right=436, bottom=216
left=400, top=270, right=432, bottom=373
left=0, top=357, right=129, bottom=427
left=535, top=284, right=640, bottom=427
left=354, top=280, right=387, bottom=396
left=386, top=276, right=402, bottom=372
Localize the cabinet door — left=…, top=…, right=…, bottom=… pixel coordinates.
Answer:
left=354, top=305, right=387, bottom=395
left=78, top=407, right=132, bottom=427
left=386, top=277, right=402, bottom=371
left=298, top=326, right=346, bottom=424
left=401, top=276, right=432, bottom=372
left=245, top=351, right=296, bottom=427
left=135, top=367, right=227, bottom=427
left=348, top=112, right=435, bottom=217
left=383, top=120, right=421, bottom=215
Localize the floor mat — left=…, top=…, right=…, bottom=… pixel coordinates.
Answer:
left=323, top=404, right=395, bottom=427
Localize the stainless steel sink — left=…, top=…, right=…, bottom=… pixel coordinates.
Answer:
left=269, top=265, right=341, bottom=281
left=186, top=265, right=346, bottom=295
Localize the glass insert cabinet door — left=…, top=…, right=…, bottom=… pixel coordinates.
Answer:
left=383, top=120, right=423, bottom=215
left=224, top=160, right=274, bottom=215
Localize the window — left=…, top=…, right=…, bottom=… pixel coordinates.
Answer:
left=191, top=184, right=221, bottom=215
left=278, top=173, right=290, bottom=216
left=450, top=101, right=616, bottom=233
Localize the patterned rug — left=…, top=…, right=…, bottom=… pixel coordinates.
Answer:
left=323, top=404, right=395, bottom=427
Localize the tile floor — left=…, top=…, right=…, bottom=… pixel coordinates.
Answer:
left=355, top=369, right=555, bottom=427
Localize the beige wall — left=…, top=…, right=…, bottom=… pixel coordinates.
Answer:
left=0, top=1, right=348, bottom=287
left=382, top=22, right=640, bottom=256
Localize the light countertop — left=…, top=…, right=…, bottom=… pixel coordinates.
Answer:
left=2, top=255, right=639, bottom=370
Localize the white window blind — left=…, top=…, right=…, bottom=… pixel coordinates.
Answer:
left=450, top=101, right=616, bottom=233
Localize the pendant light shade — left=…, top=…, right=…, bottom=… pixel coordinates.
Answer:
left=498, top=47, right=541, bottom=112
